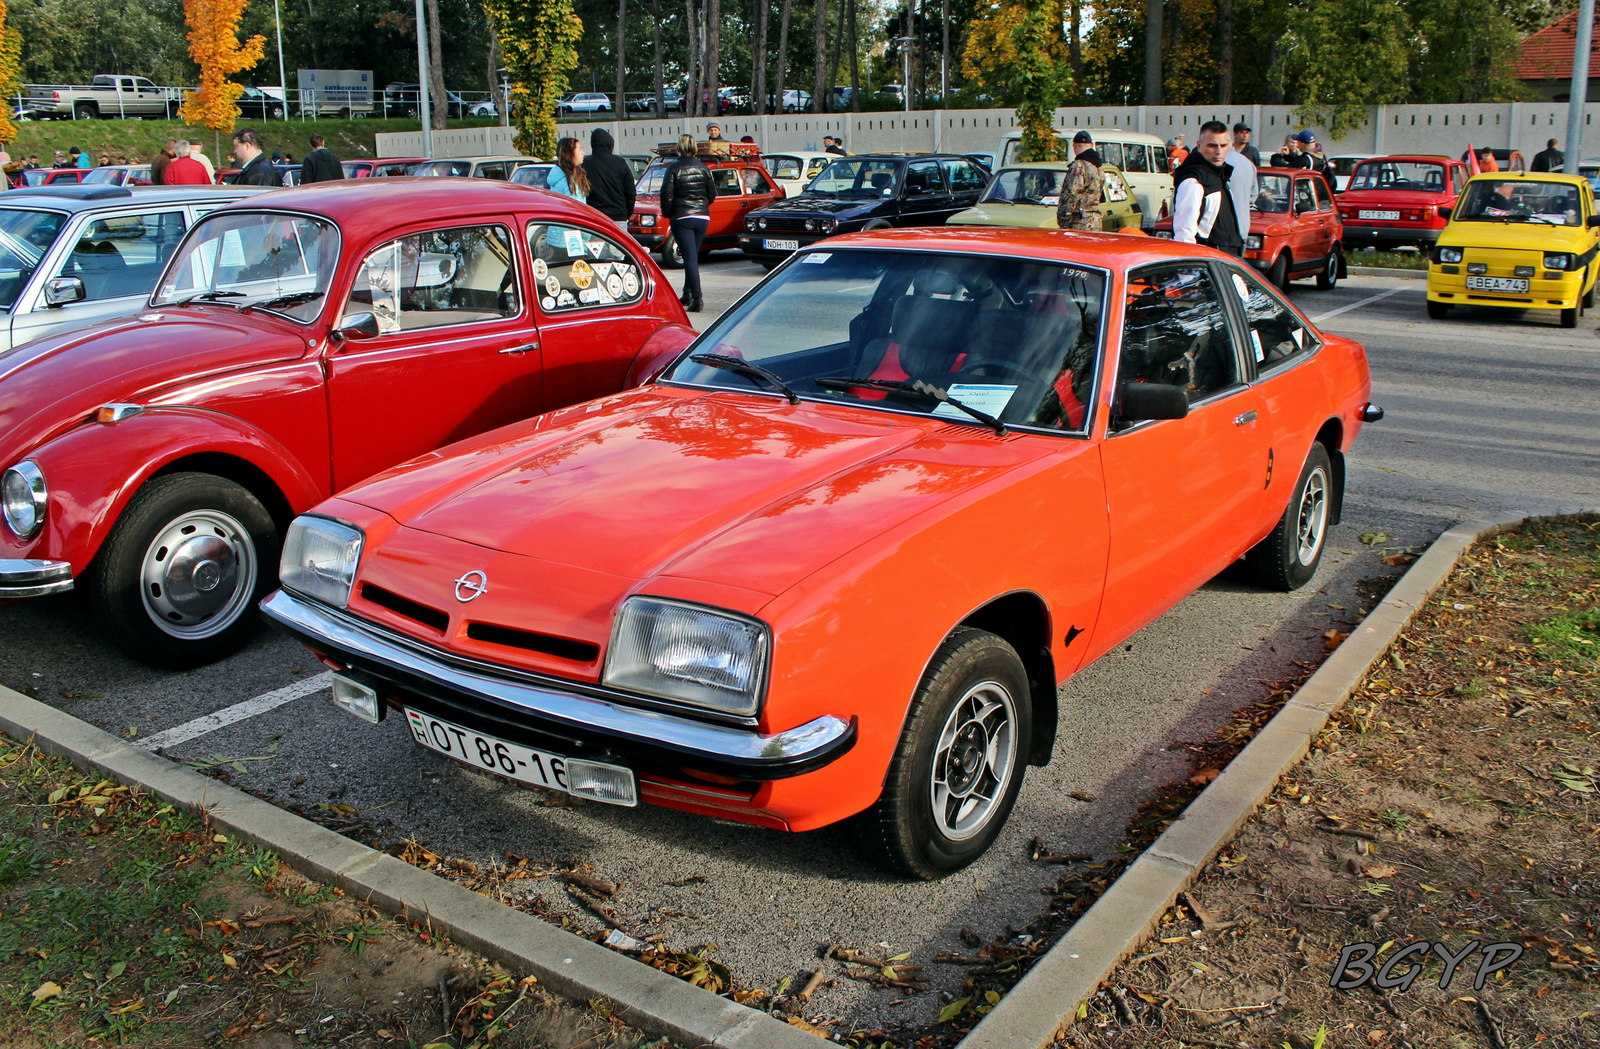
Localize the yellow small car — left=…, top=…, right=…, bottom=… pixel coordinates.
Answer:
left=948, top=162, right=1145, bottom=233
left=1426, top=171, right=1600, bottom=328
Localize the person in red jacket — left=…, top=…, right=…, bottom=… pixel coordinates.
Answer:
left=164, top=141, right=211, bottom=185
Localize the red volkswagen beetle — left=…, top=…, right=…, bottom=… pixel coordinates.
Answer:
left=0, top=180, right=694, bottom=667
left=264, top=229, right=1381, bottom=878
left=1339, top=155, right=1469, bottom=251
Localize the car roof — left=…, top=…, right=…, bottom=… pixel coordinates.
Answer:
left=1361, top=155, right=1456, bottom=164
left=766, top=150, right=833, bottom=159
left=1000, top=128, right=1167, bottom=147
left=419, top=155, right=534, bottom=164
left=1, top=185, right=266, bottom=211
left=812, top=224, right=1236, bottom=265
left=1465, top=171, right=1588, bottom=186
left=995, top=161, right=1126, bottom=173
left=207, top=178, right=599, bottom=243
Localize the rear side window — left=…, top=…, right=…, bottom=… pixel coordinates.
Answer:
left=1098, top=141, right=1124, bottom=169
left=713, top=169, right=741, bottom=196
left=529, top=223, right=646, bottom=313
left=1120, top=264, right=1242, bottom=404
left=1154, top=146, right=1171, bottom=174
left=768, top=156, right=802, bottom=180
left=1122, top=144, right=1150, bottom=173
left=1226, top=267, right=1318, bottom=371
left=58, top=210, right=189, bottom=302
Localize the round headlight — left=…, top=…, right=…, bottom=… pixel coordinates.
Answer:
left=804, top=218, right=816, bottom=231
left=820, top=217, right=836, bottom=233
left=758, top=217, right=768, bottom=229
left=1, top=461, right=46, bottom=539
left=1438, top=247, right=1463, bottom=264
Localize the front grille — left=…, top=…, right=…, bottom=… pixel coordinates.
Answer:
left=465, top=622, right=600, bottom=663
left=756, top=214, right=818, bottom=232
left=361, top=584, right=449, bottom=633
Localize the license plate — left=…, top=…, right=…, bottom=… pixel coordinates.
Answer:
left=404, top=708, right=637, bottom=805
left=1465, top=275, right=1529, bottom=292
left=1358, top=210, right=1401, bottom=220
left=764, top=238, right=800, bottom=251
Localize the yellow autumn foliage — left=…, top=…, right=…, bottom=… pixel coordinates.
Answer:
left=0, top=0, right=22, bottom=145
left=178, top=0, right=266, bottom=134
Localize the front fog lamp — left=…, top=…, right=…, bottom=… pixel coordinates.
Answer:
left=1544, top=252, right=1573, bottom=271
left=1, top=461, right=46, bottom=539
left=1437, top=247, right=1463, bottom=264
left=279, top=515, right=363, bottom=608
left=565, top=758, right=639, bottom=806
left=603, top=597, right=769, bottom=717
left=331, top=671, right=384, bottom=723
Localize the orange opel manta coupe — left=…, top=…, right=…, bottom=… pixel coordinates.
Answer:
left=262, top=228, right=1382, bottom=879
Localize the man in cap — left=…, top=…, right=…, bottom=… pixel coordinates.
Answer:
left=1232, top=123, right=1261, bottom=167
left=1056, top=131, right=1105, bottom=232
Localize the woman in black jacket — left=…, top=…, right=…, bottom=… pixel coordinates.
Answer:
left=658, top=134, right=714, bottom=312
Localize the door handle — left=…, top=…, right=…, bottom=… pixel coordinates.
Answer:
left=500, top=341, right=539, bottom=355
left=1234, top=410, right=1258, bottom=426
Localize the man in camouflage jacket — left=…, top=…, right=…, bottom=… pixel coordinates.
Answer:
left=1056, top=131, right=1105, bottom=232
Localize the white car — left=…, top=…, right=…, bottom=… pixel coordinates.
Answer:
left=1327, top=154, right=1375, bottom=193
left=469, top=99, right=498, bottom=117
left=560, top=92, right=613, bottom=114
left=780, top=89, right=811, bottom=113
left=763, top=150, right=834, bottom=197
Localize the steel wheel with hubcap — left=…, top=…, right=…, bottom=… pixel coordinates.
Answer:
left=658, top=234, right=684, bottom=269
left=87, top=473, right=279, bottom=668
left=854, top=627, right=1032, bottom=879
left=1316, top=250, right=1340, bottom=289
left=1245, top=443, right=1332, bottom=591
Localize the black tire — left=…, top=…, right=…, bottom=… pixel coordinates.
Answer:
left=1585, top=270, right=1596, bottom=309
left=757, top=260, right=780, bottom=271
left=337, top=106, right=351, bottom=119
left=74, top=102, right=96, bottom=121
left=1269, top=252, right=1290, bottom=291
left=1427, top=300, right=1450, bottom=319
left=853, top=627, right=1032, bottom=880
left=1561, top=306, right=1579, bottom=328
left=658, top=233, right=684, bottom=269
left=1315, top=249, right=1341, bottom=289
left=86, top=473, right=279, bottom=669
left=1245, top=443, right=1333, bottom=592
left=166, top=101, right=180, bottom=119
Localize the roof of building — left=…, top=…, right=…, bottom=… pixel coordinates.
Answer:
left=1517, top=9, right=1600, bottom=81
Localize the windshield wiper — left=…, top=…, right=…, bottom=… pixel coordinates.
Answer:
left=815, top=376, right=1007, bottom=434
left=689, top=353, right=801, bottom=405
left=249, top=290, right=324, bottom=312
left=1516, top=215, right=1562, bottom=226
left=176, top=290, right=245, bottom=308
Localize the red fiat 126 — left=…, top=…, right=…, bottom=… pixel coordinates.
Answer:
left=264, top=229, right=1383, bottom=878
left=0, top=180, right=694, bottom=667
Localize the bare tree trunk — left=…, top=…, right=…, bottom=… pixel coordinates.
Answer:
left=847, top=0, right=859, bottom=111
left=1216, top=0, right=1233, bottom=104
left=827, top=0, right=843, bottom=110
left=775, top=0, right=792, bottom=113
left=1069, top=0, right=1082, bottom=77
left=1168, top=0, right=1181, bottom=103
left=1143, top=0, right=1162, bottom=106
left=616, top=0, right=627, bottom=115
left=811, top=0, right=826, bottom=112
left=940, top=0, right=948, bottom=101
left=686, top=0, right=700, bottom=115
left=650, top=0, right=665, bottom=117
left=487, top=23, right=506, bottom=124
left=1264, top=35, right=1284, bottom=105
left=426, top=0, right=446, bottom=129
left=705, top=0, right=720, bottom=116
left=917, top=0, right=926, bottom=108
left=753, top=0, right=769, bottom=113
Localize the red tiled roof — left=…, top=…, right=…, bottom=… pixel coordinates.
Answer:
left=1518, top=9, right=1600, bottom=81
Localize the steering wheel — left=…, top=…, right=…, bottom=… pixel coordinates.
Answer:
left=958, top=356, right=1033, bottom=383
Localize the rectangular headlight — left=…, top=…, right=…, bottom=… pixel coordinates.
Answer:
left=1245, top=234, right=1262, bottom=250
left=603, top=597, right=769, bottom=717
left=279, top=515, right=363, bottom=608
left=1544, top=253, right=1572, bottom=271
left=1438, top=247, right=1463, bottom=264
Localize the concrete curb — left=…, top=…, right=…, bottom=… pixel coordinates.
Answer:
left=0, top=689, right=822, bottom=1049
left=1348, top=266, right=1425, bottom=279
left=955, top=512, right=1529, bottom=1049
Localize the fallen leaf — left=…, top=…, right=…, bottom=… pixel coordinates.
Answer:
left=1381, top=553, right=1416, bottom=566
left=1365, top=864, right=1398, bottom=879
left=1324, top=629, right=1349, bottom=650
left=1369, top=1031, right=1388, bottom=1045
left=106, top=961, right=126, bottom=980
left=221, top=953, right=238, bottom=967
left=1360, top=532, right=1389, bottom=545
left=1189, top=768, right=1221, bottom=786
left=938, top=997, right=971, bottom=1023
left=31, top=981, right=61, bottom=1003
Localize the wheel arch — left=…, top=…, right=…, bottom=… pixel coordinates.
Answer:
left=151, top=452, right=296, bottom=534
left=1314, top=417, right=1345, bottom=526
left=959, top=590, right=1057, bottom=767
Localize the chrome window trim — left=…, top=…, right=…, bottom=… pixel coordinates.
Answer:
left=1222, top=262, right=1325, bottom=383
left=338, top=221, right=527, bottom=336
left=657, top=244, right=1113, bottom=441
left=526, top=219, right=652, bottom=315
left=148, top=206, right=343, bottom=326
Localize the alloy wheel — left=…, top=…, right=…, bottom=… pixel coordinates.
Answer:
left=928, top=680, right=1018, bottom=841
left=1295, top=468, right=1328, bottom=565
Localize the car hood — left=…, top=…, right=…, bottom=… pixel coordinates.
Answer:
left=0, top=308, right=308, bottom=465
left=1437, top=221, right=1590, bottom=252
left=950, top=204, right=1057, bottom=228
left=755, top=194, right=886, bottom=218
left=341, top=385, right=1054, bottom=601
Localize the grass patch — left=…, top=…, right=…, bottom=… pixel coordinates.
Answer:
left=1348, top=247, right=1428, bottom=270
left=1527, top=607, right=1600, bottom=663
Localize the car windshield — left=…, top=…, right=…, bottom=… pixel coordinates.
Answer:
left=638, top=161, right=669, bottom=195
left=414, top=160, right=470, bottom=177
left=806, top=158, right=903, bottom=197
left=0, top=208, right=67, bottom=311
left=1254, top=172, right=1292, bottom=213
left=1348, top=161, right=1448, bottom=193
left=81, top=168, right=123, bottom=185
left=980, top=167, right=1066, bottom=205
left=1454, top=179, right=1583, bottom=225
left=151, top=211, right=339, bottom=322
left=663, top=249, right=1107, bottom=433
left=511, top=163, right=556, bottom=188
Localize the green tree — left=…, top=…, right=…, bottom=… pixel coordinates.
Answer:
left=1279, top=0, right=1410, bottom=139
left=1408, top=0, right=1533, bottom=103
left=1010, top=0, right=1071, bottom=160
left=484, top=0, right=582, bottom=158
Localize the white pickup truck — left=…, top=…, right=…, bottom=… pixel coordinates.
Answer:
left=25, top=76, right=183, bottom=120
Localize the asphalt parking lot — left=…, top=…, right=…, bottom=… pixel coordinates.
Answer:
left=3, top=259, right=1597, bottom=1031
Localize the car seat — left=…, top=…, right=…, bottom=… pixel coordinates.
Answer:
left=870, top=171, right=894, bottom=192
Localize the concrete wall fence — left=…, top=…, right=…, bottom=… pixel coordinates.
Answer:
left=376, top=102, right=1600, bottom=162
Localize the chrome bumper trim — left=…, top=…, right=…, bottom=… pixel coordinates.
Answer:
left=0, top=559, right=74, bottom=598
left=260, top=589, right=856, bottom=780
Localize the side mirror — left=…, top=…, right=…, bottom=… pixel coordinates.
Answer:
left=1587, top=214, right=1599, bottom=228
left=1437, top=205, right=1452, bottom=220
left=334, top=312, right=382, bottom=341
left=1117, top=382, right=1189, bottom=422
left=43, top=276, right=85, bottom=307
left=906, top=183, right=925, bottom=196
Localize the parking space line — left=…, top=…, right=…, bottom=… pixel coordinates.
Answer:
left=1310, top=287, right=1406, bottom=325
left=134, top=673, right=332, bottom=752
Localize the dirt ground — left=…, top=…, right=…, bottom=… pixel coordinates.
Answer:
left=1055, top=516, right=1600, bottom=1048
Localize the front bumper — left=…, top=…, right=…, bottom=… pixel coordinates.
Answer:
left=629, top=229, right=664, bottom=247
left=0, top=559, right=73, bottom=598
left=737, top=231, right=835, bottom=258
left=1342, top=225, right=1442, bottom=247
left=260, top=588, right=856, bottom=781
left=1426, top=266, right=1582, bottom=308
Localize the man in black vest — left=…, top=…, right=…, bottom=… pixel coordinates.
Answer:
left=1171, top=120, right=1244, bottom=257
left=232, top=128, right=284, bottom=187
